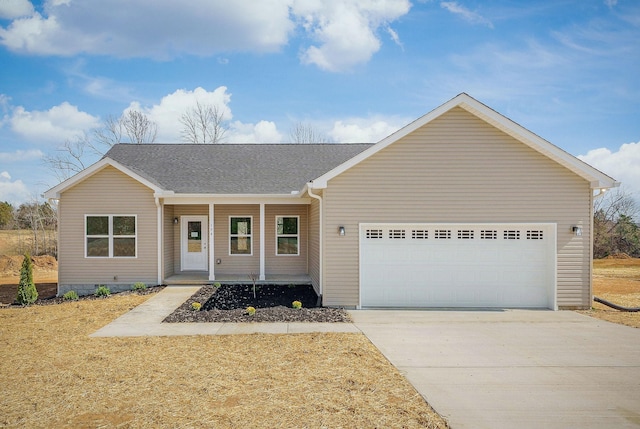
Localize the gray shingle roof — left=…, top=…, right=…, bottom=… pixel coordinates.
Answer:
left=104, top=143, right=373, bottom=194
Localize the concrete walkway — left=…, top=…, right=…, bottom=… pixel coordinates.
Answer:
left=350, top=310, right=640, bottom=429
left=90, top=286, right=359, bottom=337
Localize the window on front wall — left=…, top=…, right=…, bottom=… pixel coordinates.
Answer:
left=230, top=216, right=252, bottom=255
left=86, top=215, right=136, bottom=258
left=276, top=216, right=299, bottom=255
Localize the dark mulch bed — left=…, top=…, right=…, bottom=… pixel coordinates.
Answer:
left=164, top=284, right=351, bottom=323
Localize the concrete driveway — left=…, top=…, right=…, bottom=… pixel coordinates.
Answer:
left=349, top=310, right=640, bottom=429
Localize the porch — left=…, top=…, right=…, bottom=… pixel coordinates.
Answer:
left=165, top=272, right=313, bottom=285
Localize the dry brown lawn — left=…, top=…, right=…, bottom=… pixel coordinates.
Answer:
left=0, top=293, right=449, bottom=428
left=579, top=257, right=640, bottom=328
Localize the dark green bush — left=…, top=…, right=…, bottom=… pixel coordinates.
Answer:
left=16, top=253, right=38, bottom=305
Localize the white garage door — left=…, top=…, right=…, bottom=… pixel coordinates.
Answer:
left=360, top=223, right=556, bottom=309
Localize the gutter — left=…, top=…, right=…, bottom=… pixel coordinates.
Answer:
left=306, top=182, right=323, bottom=302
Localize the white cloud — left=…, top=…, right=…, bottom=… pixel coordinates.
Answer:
left=0, top=149, right=44, bottom=162
left=227, top=120, right=283, bottom=143
left=0, top=1, right=410, bottom=71
left=294, top=0, right=411, bottom=71
left=440, top=1, right=494, bottom=29
left=0, top=0, right=33, bottom=19
left=9, top=102, right=100, bottom=144
left=132, top=87, right=233, bottom=142
left=579, top=141, right=640, bottom=197
left=329, top=117, right=406, bottom=143
left=0, top=171, right=31, bottom=205
left=0, top=1, right=293, bottom=59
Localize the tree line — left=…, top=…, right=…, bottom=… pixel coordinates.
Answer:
left=0, top=200, right=57, bottom=257
left=593, top=189, right=640, bottom=258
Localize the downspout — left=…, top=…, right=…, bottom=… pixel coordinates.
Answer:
left=307, top=182, right=323, bottom=302
left=155, top=197, right=162, bottom=286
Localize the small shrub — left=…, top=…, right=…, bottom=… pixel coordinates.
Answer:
left=95, top=285, right=111, bottom=297
left=16, top=252, right=38, bottom=305
left=132, top=282, right=147, bottom=291
left=63, top=290, right=79, bottom=301
left=246, top=306, right=256, bottom=316
left=191, top=302, right=202, bottom=311
left=292, top=300, right=302, bottom=309
left=213, top=282, right=221, bottom=288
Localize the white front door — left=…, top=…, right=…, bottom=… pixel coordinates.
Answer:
left=181, top=216, right=208, bottom=271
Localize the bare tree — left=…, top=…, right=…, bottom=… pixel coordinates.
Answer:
left=44, top=110, right=158, bottom=181
left=94, top=110, right=157, bottom=147
left=43, top=134, right=93, bottom=182
left=180, top=102, right=228, bottom=144
left=593, top=188, right=640, bottom=258
left=123, top=110, right=157, bottom=144
left=289, top=122, right=331, bottom=143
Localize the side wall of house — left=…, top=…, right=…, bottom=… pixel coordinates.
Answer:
left=264, top=204, right=308, bottom=276
left=322, top=107, right=592, bottom=309
left=308, top=195, right=321, bottom=295
left=214, top=205, right=261, bottom=276
left=58, top=166, right=158, bottom=295
left=163, top=204, right=174, bottom=278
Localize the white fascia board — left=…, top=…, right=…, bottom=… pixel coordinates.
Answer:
left=309, top=93, right=618, bottom=191
left=43, top=157, right=165, bottom=199
left=162, top=194, right=311, bottom=205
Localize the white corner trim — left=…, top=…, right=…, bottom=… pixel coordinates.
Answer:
left=44, top=157, right=165, bottom=199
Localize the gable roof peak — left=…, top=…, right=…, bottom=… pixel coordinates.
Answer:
left=309, top=93, right=617, bottom=190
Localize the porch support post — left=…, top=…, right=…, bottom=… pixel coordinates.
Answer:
left=259, top=203, right=266, bottom=280
left=209, top=203, right=215, bottom=281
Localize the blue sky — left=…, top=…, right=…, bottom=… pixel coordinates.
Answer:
left=0, top=0, right=638, bottom=206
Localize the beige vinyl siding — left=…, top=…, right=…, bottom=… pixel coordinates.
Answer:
left=58, top=166, right=158, bottom=287
left=264, top=204, right=308, bottom=276
left=163, top=205, right=174, bottom=278
left=171, top=205, right=208, bottom=272
left=322, top=107, right=592, bottom=308
left=308, top=195, right=321, bottom=294
left=214, top=205, right=260, bottom=276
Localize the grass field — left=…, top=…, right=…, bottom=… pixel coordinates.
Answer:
left=0, top=294, right=448, bottom=428
left=582, top=257, right=640, bottom=328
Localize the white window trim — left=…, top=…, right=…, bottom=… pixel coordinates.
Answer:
left=275, top=215, right=300, bottom=256
left=229, top=215, right=253, bottom=256
left=85, top=214, right=137, bottom=258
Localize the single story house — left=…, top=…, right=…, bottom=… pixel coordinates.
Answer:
left=44, top=93, right=618, bottom=310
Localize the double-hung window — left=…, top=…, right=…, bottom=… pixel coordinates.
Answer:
left=86, top=215, right=136, bottom=258
left=230, top=217, right=252, bottom=255
left=276, top=216, right=299, bottom=255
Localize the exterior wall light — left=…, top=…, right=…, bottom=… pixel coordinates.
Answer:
left=572, top=226, right=582, bottom=236
left=173, top=217, right=179, bottom=225
left=338, top=226, right=346, bottom=236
